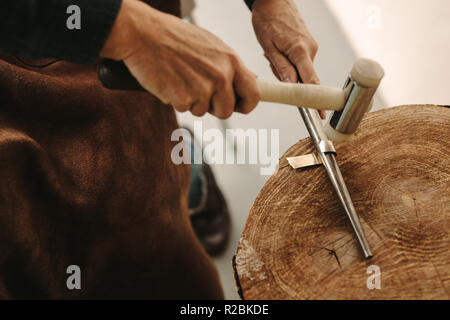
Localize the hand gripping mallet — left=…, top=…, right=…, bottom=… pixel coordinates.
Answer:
left=98, top=58, right=385, bottom=258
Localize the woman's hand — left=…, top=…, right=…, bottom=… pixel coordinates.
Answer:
left=101, top=0, right=260, bottom=119
left=251, top=0, right=325, bottom=118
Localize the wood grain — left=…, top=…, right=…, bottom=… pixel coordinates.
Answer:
left=234, top=105, right=450, bottom=300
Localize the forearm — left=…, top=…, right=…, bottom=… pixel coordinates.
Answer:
left=0, top=0, right=122, bottom=64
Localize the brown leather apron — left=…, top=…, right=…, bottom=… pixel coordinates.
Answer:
left=0, top=0, right=223, bottom=299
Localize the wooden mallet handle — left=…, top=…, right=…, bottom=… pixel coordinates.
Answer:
left=98, top=59, right=346, bottom=111
left=257, top=79, right=346, bottom=111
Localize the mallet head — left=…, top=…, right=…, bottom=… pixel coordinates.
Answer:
left=324, top=58, right=385, bottom=142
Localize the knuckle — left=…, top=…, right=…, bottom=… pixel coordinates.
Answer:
left=227, top=51, right=240, bottom=67
left=241, top=108, right=252, bottom=115
left=157, top=89, right=172, bottom=105
left=226, top=101, right=236, bottom=117
left=277, top=63, right=291, bottom=73
left=214, top=72, right=228, bottom=86
left=173, top=93, right=195, bottom=112
left=182, top=95, right=195, bottom=107
left=311, top=39, right=319, bottom=52
left=309, top=39, right=319, bottom=57
left=198, top=80, right=215, bottom=100
left=224, top=102, right=235, bottom=116
left=292, top=38, right=319, bottom=59
left=182, top=96, right=194, bottom=110
left=242, top=100, right=257, bottom=114
left=191, top=106, right=207, bottom=117
left=220, top=109, right=234, bottom=119
left=294, top=41, right=308, bottom=54
left=276, top=67, right=295, bottom=82
left=215, top=105, right=234, bottom=119
left=174, top=105, right=189, bottom=113
left=159, top=96, right=170, bottom=105
left=242, top=90, right=260, bottom=114
left=174, top=104, right=190, bottom=112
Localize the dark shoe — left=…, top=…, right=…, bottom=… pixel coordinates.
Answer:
left=189, top=163, right=231, bottom=256
left=181, top=126, right=231, bottom=256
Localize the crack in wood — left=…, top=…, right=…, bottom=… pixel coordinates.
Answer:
left=324, top=248, right=342, bottom=268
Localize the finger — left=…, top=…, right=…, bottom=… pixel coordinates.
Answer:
left=210, top=82, right=235, bottom=119
left=265, top=47, right=298, bottom=83
left=234, top=67, right=261, bottom=114
left=190, top=100, right=208, bottom=117
left=269, top=62, right=281, bottom=81
left=263, top=53, right=282, bottom=81
left=294, top=56, right=325, bottom=119
left=288, top=49, right=320, bottom=85
left=287, top=48, right=326, bottom=119
left=172, top=96, right=193, bottom=113
left=318, top=110, right=326, bottom=119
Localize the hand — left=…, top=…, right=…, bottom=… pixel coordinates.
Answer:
left=100, top=0, right=260, bottom=119
left=251, top=0, right=325, bottom=118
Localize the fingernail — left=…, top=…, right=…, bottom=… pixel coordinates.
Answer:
left=282, top=74, right=294, bottom=83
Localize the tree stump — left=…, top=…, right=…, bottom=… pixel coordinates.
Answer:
left=233, top=105, right=450, bottom=299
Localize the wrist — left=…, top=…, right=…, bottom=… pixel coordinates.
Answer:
left=252, top=0, right=287, bottom=10
left=100, top=0, right=147, bottom=60
left=244, top=0, right=256, bottom=10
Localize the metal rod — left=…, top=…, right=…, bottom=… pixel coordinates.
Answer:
left=298, top=107, right=373, bottom=258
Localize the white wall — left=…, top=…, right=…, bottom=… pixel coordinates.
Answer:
left=325, top=0, right=450, bottom=107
